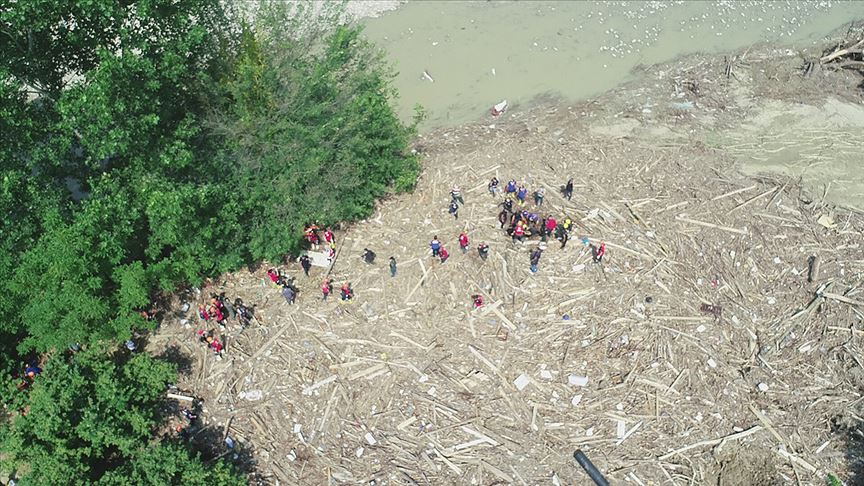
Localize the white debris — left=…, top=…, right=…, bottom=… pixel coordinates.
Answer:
left=571, top=395, right=582, bottom=407
left=514, top=374, right=531, bottom=391
left=365, top=432, right=377, bottom=445
left=707, top=358, right=718, bottom=368
left=540, top=370, right=554, bottom=380
left=758, top=382, right=770, bottom=392
left=356, top=447, right=364, bottom=457
left=568, top=375, right=589, bottom=387
left=240, top=390, right=263, bottom=401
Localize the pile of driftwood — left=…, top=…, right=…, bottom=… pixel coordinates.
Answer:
left=150, top=38, right=864, bottom=486
left=820, top=26, right=864, bottom=73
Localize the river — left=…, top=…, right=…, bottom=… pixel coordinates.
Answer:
left=363, top=1, right=864, bottom=207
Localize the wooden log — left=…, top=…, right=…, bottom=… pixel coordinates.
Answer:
left=167, top=393, right=195, bottom=402
left=675, top=215, right=748, bottom=235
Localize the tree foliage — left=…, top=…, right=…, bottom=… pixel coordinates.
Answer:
left=0, top=350, right=242, bottom=485
left=1, top=0, right=417, bottom=483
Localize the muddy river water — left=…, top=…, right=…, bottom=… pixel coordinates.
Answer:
left=363, top=1, right=864, bottom=207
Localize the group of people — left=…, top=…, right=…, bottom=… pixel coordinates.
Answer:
left=194, top=293, right=255, bottom=359
left=304, top=224, right=337, bottom=262
left=490, top=176, right=605, bottom=273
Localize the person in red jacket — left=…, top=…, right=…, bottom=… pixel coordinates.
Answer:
left=439, top=246, right=450, bottom=263
left=321, top=278, right=333, bottom=301
left=472, top=294, right=484, bottom=309
left=458, top=232, right=469, bottom=254
left=512, top=223, right=525, bottom=243
left=545, top=216, right=557, bottom=237
left=593, top=242, right=606, bottom=263
left=324, top=228, right=335, bottom=245
left=197, top=305, right=210, bottom=321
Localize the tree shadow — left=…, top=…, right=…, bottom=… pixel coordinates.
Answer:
left=157, top=344, right=194, bottom=376
left=834, top=416, right=864, bottom=484
left=169, top=413, right=263, bottom=483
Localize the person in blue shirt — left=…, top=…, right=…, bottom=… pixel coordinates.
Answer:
left=506, top=180, right=517, bottom=194
left=517, top=185, right=528, bottom=204
left=430, top=236, right=442, bottom=257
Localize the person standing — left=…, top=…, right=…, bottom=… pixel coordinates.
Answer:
left=488, top=177, right=500, bottom=197
left=324, top=228, right=335, bottom=245
left=506, top=179, right=517, bottom=194
left=450, top=186, right=464, bottom=205
left=593, top=242, right=606, bottom=263
left=389, top=257, right=397, bottom=277
left=362, top=248, right=376, bottom=264
left=321, top=278, right=333, bottom=301
left=498, top=209, right=509, bottom=229
left=430, top=236, right=442, bottom=257
left=564, top=178, right=574, bottom=201
left=530, top=248, right=543, bottom=273
left=478, top=243, right=490, bottom=260
left=281, top=285, right=296, bottom=305
left=534, top=188, right=545, bottom=206
left=439, top=246, right=450, bottom=263
left=449, top=201, right=459, bottom=220
left=517, top=185, right=528, bottom=205
left=299, top=254, right=312, bottom=276
left=458, top=232, right=469, bottom=254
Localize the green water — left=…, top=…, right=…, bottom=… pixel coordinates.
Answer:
left=363, top=1, right=864, bottom=126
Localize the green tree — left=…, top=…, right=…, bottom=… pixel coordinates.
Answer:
left=211, top=2, right=419, bottom=261
left=0, top=350, right=244, bottom=485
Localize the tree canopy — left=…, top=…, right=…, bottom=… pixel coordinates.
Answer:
left=0, top=0, right=417, bottom=483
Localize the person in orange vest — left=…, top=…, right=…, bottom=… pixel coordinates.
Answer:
left=458, top=232, right=469, bottom=254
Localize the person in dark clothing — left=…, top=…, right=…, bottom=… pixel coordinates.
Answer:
left=498, top=209, right=509, bottom=229
left=449, top=201, right=459, bottom=219
left=564, top=178, right=574, bottom=201
left=362, top=248, right=376, bottom=264
left=500, top=198, right=514, bottom=213
left=389, top=257, right=397, bottom=277
left=282, top=285, right=296, bottom=304
left=530, top=248, right=543, bottom=273
left=234, top=299, right=253, bottom=329
left=488, top=177, right=500, bottom=197
left=299, top=255, right=312, bottom=276
left=478, top=243, right=490, bottom=260
left=533, top=188, right=545, bottom=206
left=560, top=229, right=569, bottom=249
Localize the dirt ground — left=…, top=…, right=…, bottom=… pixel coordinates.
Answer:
left=150, top=39, right=864, bottom=485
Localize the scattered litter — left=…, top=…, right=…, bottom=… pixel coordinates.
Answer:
left=239, top=390, right=262, bottom=401
left=707, top=358, right=718, bottom=368
left=514, top=373, right=531, bottom=391
left=571, top=395, right=582, bottom=407
left=365, top=432, right=377, bottom=445
left=568, top=375, right=589, bottom=387
left=758, top=383, right=770, bottom=392
left=817, top=213, right=836, bottom=229
left=491, top=100, right=508, bottom=116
